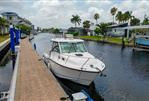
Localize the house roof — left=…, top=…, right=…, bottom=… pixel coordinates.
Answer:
left=108, top=23, right=128, bottom=28
left=113, top=25, right=149, bottom=30
left=1, top=12, right=18, bottom=16
left=122, top=25, right=149, bottom=29
left=51, top=38, right=84, bottom=42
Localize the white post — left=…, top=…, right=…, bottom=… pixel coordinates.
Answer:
left=127, top=29, right=129, bottom=39
left=127, top=20, right=131, bottom=39
left=87, top=31, right=90, bottom=36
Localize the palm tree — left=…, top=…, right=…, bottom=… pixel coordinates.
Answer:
left=111, top=7, right=117, bottom=23
left=0, top=17, right=8, bottom=35
left=70, top=15, right=81, bottom=27
left=130, top=17, right=140, bottom=26
left=123, top=11, right=132, bottom=23
left=83, top=20, right=91, bottom=29
left=96, top=23, right=108, bottom=40
left=142, top=14, right=149, bottom=25
left=116, top=11, right=123, bottom=23
left=83, top=20, right=91, bottom=35
left=94, top=13, right=100, bottom=25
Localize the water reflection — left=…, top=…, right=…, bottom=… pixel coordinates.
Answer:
left=57, top=77, right=104, bottom=101
left=0, top=51, right=10, bottom=66
left=131, top=51, right=149, bottom=80
left=0, top=51, right=13, bottom=92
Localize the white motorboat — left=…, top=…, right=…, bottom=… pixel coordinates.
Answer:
left=43, top=37, right=105, bottom=86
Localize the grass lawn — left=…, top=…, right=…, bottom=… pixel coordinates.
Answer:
left=0, top=34, right=10, bottom=43
left=80, top=36, right=133, bottom=46
left=80, top=36, right=102, bottom=41
left=106, top=37, right=123, bottom=44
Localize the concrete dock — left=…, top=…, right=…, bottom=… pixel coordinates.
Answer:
left=12, top=38, right=67, bottom=101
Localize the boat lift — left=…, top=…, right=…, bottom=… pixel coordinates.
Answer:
left=116, top=25, right=149, bottom=51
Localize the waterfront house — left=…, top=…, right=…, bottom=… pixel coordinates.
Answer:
left=1, top=12, right=20, bottom=26
left=89, top=25, right=96, bottom=36
left=107, top=23, right=128, bottom=37
left=1, top=12, right=33, bottom=29
left=1, top=12, right=34, bottom=36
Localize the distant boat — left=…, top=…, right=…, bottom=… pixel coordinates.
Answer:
left=135, top=35, right=149, bottom=48
left=43, top=37, right=105, bottom=86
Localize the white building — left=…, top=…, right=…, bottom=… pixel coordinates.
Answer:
left=1, top=12, right=19, bottom=26
left=1, top=12, right=33, bottom=28
left=0, top=12, right=33, bottom=34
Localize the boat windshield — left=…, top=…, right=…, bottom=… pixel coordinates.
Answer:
left=60, top=42, right=87, bottom=53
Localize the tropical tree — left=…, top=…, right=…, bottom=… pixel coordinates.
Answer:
left=130, top=17, right=140, bottom=26
left=116, top=11, right=133, bottom=23
left=70, top=15, right=81, bottom=27
left=116, top=11, right=123, bottom=23
left=53, top=28, right=60, bottom=34
left=83, top=20, right=91, bottom=29
left=110, top=7, right=117, bottom=23
left=94, top=27, right=100, bottom=35
left=0, top=17, right=8, bottom=35
left=96, top=23, right=108, bottom=40
left=94, top=13, right=100, bottom=25
left=123, top=11, right=132, bottom=22
left=16, top=24, right=32, bottom=34
left=142, top=14, right=149, bottom=25
left=83, top=20, right=91, bottom=35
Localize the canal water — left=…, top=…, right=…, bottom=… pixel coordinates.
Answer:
left=31, top=33, right=149, bottom=101
left=0, top=50, right=13, bottom=92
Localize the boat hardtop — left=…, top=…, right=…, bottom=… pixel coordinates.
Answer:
left=136, top=35, right=149, bottom=38
left=51, top=38, right=84, bottom=43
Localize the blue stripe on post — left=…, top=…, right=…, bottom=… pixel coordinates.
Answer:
left=9, top=28, right=15, bottom=52
left=18, top=30, right=21, bottom=39
left=15, top=29, right=19, bottom=45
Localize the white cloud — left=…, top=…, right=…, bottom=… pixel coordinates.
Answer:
left=0, top=0, right=149, bottom=28
left=29, top=0, right=78, bottom=28
left=86, top=0, right=112, bottom=5
left=0, top=0, right=24, bottom=8
left=80, top=7, right=104, bottom=22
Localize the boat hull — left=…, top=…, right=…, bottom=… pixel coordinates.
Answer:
left=48, top=59, right=99, bottom=86
left=136, top=38, right=149, bottom=46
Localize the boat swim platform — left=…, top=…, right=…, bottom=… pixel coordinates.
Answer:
left=10, top=38, right=68, bottom=101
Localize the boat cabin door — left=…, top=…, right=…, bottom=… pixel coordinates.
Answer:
left=50, top=42, right=60, bottom=60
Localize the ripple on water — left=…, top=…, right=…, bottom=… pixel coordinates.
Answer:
left=103, top=89, right=137, bottom=101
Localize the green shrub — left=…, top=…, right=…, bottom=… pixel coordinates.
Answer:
left=67, top=32, right=79, bottom=36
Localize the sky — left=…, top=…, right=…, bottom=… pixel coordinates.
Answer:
left=0, top=0, right=149, bottom=28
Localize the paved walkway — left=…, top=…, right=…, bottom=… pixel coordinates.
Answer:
left=15, top=38, right=67, bottom=101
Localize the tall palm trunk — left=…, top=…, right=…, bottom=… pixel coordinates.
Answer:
left=96, top=20, right=97, bottom=25
left=0, top=26, right=2, bottom=35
